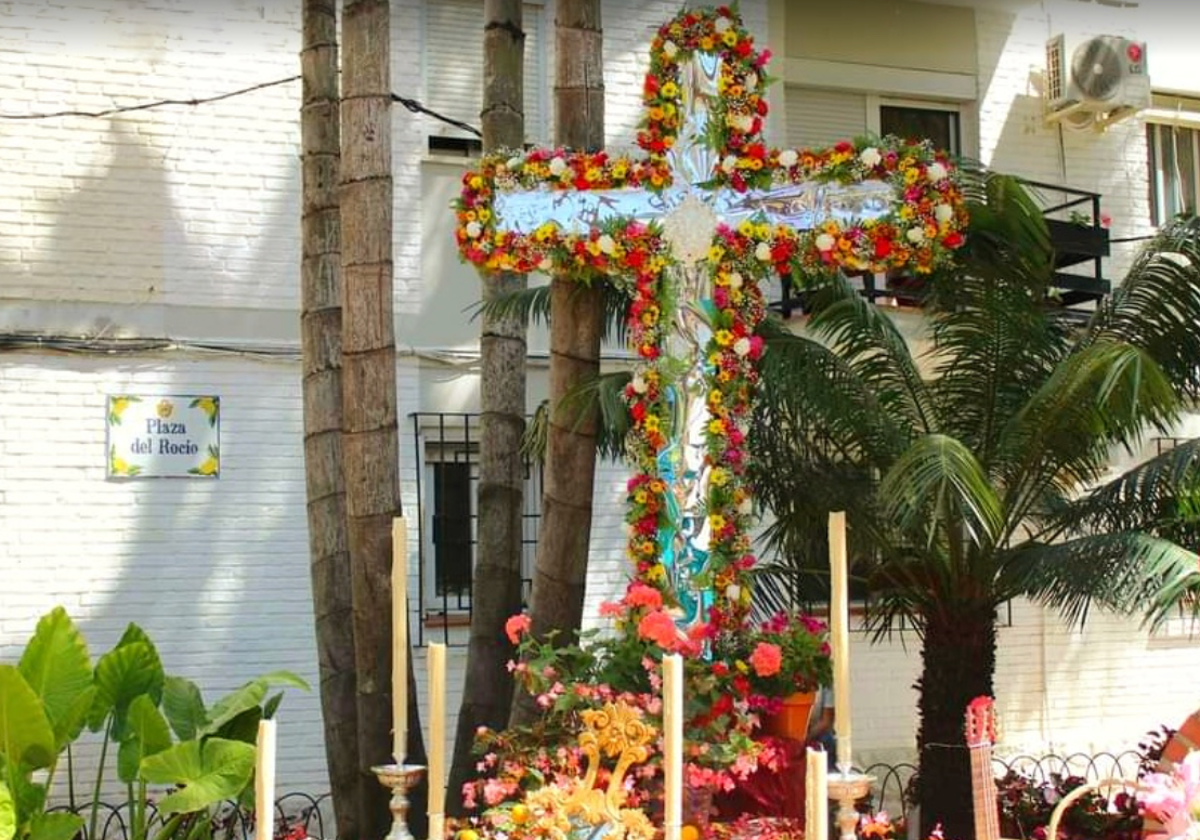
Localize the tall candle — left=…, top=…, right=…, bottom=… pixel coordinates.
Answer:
left=829, top=511, right=852, bottom=771
left=428, top=642, right=447, bottom=840
left=807, top=747, right=829, bottom=840
left=662, top=654, right=684, bottom=840
left=393, top=517, right=408, bottom=764
left=255, top=719, right=277, bottom=840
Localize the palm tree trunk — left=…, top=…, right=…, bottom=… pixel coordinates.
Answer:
left=916, top=602, right=997, bottom=840
left=510, top=0, right=606, bottom=729
left=341, top=2, right=429, bottom=836
left=300, top=2, right=360, bottom=836
left=447, top=0, right=527, bottom=816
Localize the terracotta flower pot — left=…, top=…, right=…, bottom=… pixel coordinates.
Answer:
left=762, top=691, right=817, bottom=740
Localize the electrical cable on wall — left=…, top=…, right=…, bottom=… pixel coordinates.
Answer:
left=0, top=75, right=482, bottom=137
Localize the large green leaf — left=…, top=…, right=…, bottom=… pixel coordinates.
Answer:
left=17, top=608, right=93, bottom=752
left=27, top=812, right=84, bottom=840
left=0, top=666, right=55, bottom=770
left=0, top=781, right=15, bottom=840
left=140, top=738, right=255, bottom=815
left=117, top=694, right=172, bottom=784
left=161, top=677, right=206, bottom=742
left=89, top=640, right=164, bottom=735
left=200, top=671, right=308, bottom=738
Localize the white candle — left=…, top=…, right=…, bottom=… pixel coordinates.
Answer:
left=807, top=747, right=829, bottom=840
left=662, top=654, right=684, bottom=840
left=255, top=719, right=277, bottom=840
left=428, top=642, right=447, bottom=839
left=829, top=511, right=852, bottom=771
left=393, top=517, right=408, bottom=764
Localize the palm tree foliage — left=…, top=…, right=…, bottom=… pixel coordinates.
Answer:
left=751, top=176, right=1200, bottom=837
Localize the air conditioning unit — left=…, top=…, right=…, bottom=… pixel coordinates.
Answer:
left=1045, top=34, right=1150, bottom=130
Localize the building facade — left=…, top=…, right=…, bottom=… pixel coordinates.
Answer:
left=2, top=0, right=1198, bottom=795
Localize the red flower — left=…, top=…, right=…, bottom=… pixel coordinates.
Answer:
left=748, top=642, right=783, bottom=677
left=505, top=613, right=531, bottom=644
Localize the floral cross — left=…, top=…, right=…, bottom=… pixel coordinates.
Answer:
left=456, top=4, right=967, bottom=637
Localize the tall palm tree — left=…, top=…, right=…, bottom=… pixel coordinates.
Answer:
left=299, top=1, right=360, bottom=835
left=514, top=0, right=606, bottom=727
left=448, top=0, right=529, bottom=815
left=751, top=176, right=1200, bottom=839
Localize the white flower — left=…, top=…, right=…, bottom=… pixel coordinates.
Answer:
left=714, top=16, right=732, bottom=33
left=935, top=203, right=954, bottom=224
left=927, top=162, right=948, bottom=182
left=737, top=497, right=754, bottom=515
left=507, top=156, right=523, bottom=170
left=538, top=257, right=552, bottom=271
left=733, top=337, right=752, bottom=357
left=465, top=221, right=483, bottom=239
left=727, top=112, right=754, bottom=133
left=728, top=271, right=744, bottom=290
left=725, top=584, right=741, bottom=603
left=755, top=242, right=772, bottom=262
left=598, top=234, right=616, bottom=254
left=906, top=227, right=927, bottom=244
left=662, top=40, right=678, bottom=59
left=631, top=373, right=649, bottom=394
left=815, top=233, right=836, bottom=252
left=778, top=149, right=798, bottom=168
left=722, top=154, right=738, bottom=173
left=549, top=156, right=567, bottom=176
left=860, top=147, right=882, bottom=168
left=745, top=72, right=759, bottom=90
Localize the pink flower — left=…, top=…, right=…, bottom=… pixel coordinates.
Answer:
left=626, top=582, right=664, bottom=610
left=599, top=600, right=625, bottom=618
left=748, top=641, right=783, bottom=677
left=637, top=608, right=680, bottom=649
left=461, top=782, right=477, bottom=810
left=483, top=778, right=510, bottom=806
left=505, top=613, right=531, bottom=644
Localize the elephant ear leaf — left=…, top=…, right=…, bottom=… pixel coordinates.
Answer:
left=17, top=608, right=93, bottom=751
left=90, top=638, right=164, bottom=736
left=117, top=694, right=172, bottom=784
left=161, top=677, right=206, bottom=742
left=0, top=781, right=15, bottom=840
left=28, top=812, right=85, bottom=840
left=0, top=665, right=55, bottom=770
left=140, top=738, right=255, bottom=815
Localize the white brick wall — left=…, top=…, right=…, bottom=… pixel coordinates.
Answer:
left=6, top=0, right=1200, bottom=807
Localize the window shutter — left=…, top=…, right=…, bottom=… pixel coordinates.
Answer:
left=424, top=0, right=546, bottom=144
left=785, top=86, right=867, bottom=150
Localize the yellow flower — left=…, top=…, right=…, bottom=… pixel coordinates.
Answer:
left=714, top=329, right=734, bottom=346
left=661, top=81, right=679, bottom=99
left=734, top=659, right=748, bottom=674
left=699, top=35, right=714, bottom=50
left=708, top=389, right=723, bottom=405
left=904, top=168, right=920, bottom=185
left=646, top=563, right=666, bottom=581
left=710, top=468, right=730, bottom=487
left=737, top=220, right=756, bottom=237
left=708, top=418, right=727, bottom=435
left=477, top=208, right=491, bottom=222
left=634, top=490, right=648, bottom=504
left=469, top=175, right=484, bottom=190
left=707, top=244, right=726, bottom=263
left=649, top=479, right=665, bottom=493
left=644, top=416, right=661, bottom=433
left=722, top=30, right=738, bottom=47
left=585, top=167, right=601, bottom=182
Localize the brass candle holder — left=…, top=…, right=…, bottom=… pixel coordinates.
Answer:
left=371, top=763, right=426, bottom=840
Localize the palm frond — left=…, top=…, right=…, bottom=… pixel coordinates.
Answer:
left=1085, top=215, right=1200, bottom=397
left=472, top=281, right=633, bottom=344
left=1006, top=531, right=1200, bottom=630
left=879, top=433, right=1004, bottom=550
left=1045, top=436, right=1200, bottom=540
left=802, top=272, right=936, bottom=434
left=995, top=340, right=1180, bottom=540
left=521, top=370, right=633, bottom=463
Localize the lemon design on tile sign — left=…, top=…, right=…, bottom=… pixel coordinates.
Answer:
left=109, top=445, right=141, bottom=477
left=107, top=395, right=140, bottom=425
left=189, top=445, right=220, bottom=477
left=189, top=396, right=219, bottom=426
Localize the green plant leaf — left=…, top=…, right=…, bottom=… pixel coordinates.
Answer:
left=0, top=781, right=15, bottom=840
left=161, top=677, right=206, bottom=742
left=140, top=738, right=255, bottom=815
left=17, top=608, right=93, bottom=750
left=28, top=812, right=84, bottom=840
left=213, top=707, right=261, bottom=745
left=90, top=639, right=164, bottom=736
left=0, top=665, right=55, bottom=770
left=117, top=694, right=172, bottom=784
left=200, top=671, right=307, bottom=738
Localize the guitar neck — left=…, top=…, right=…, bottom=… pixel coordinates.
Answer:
left=969, top=745, right=1000, bottom=840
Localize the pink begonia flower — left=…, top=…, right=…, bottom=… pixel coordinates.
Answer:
left=626, top=582, right=664, bottom=610
left=483, top=778, right=509, bottom=806
left=1142, top=749, right=1200, bottom=840
left=748, top=641, right=783, bottom=677
left=637, top=608, right=680, bottom=649
left=505, top=612, right=531, bottom=644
